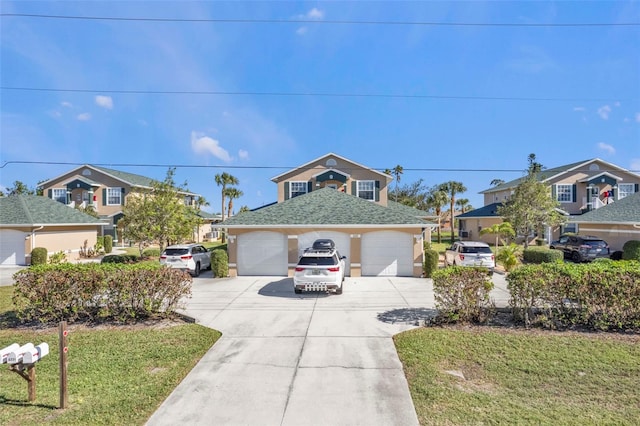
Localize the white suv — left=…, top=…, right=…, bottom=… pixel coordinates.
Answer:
left=293, top=239, right=346, bottom=294
left=444, top=241, right=495, bottom=273
left=160, top=244, right=211, bottom=277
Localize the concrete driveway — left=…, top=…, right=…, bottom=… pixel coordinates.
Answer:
left=147, top=275, right=510, bottom=426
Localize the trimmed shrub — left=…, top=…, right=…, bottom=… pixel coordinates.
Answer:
left=30, top=247, right=48, bottom=266
left=142, top=248, right=161, bottom=258
left=432, top=267, right=494, bottom=323
left=96, top=236, right=105, bottom=251
left=104, top=235, right=113, bottom=254
left=101, top=254, right=138, bottom=264
left=48, top=251, right=67, bottom=264
left=12, top=262, right=192, bottom=324
left=211, top=249, right=229, bottom=278
left=622, top=240, right=640, bottom=261
left=423, top=249, right=439, bottom=278
left=523, top=247, right=563, bottom=264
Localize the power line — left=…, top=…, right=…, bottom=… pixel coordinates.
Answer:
left=2, top=13, right=638, bottom=27
left=0, top=86, right=628, bottom=102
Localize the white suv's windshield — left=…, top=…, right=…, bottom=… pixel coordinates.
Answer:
left=164, top=248, right=189, bottom=256
left=461, top=247, right=492, bottom=254
left=298, top=256, right=337, bottom=266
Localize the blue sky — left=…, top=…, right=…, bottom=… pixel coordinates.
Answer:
left=1, top=1, right=639, bottom=213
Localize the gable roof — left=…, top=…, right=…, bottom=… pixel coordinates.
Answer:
left=270, top=153, right=392, bottom=182
left=0, top=195, right=105, bottom=226
left=481, top=158, right=639, bottom=194
left=571, top=192, right=640, bottom=225
left=457, top=202, right=503, bottom=219
left=222, top=188, right=435, bottom=228
left=387, top=200, right=434, bottom=219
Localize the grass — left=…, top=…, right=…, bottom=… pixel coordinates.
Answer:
left=0, top=287, right=221, bottom=425
left=395, top=328, right=640, bottom=425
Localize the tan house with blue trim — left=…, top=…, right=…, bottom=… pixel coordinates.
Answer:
left=222, top=153, right=437, bottom=277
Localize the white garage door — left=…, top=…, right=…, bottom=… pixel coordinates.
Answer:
left=237, top=231, right=287, bottom=276
left=298, top=231, right=351, bottom=276
left=361, top=231, right=413, bottom=276
left=0, top=230, right=26, bottom=266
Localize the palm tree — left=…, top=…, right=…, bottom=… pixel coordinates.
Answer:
left=426, top=187, right=449, bottom=244
left=438, top=181, right=467, bottom=244
left=224, top=187, right=243, bottom=218
left=490, top=179, right=505, bottom=187
left=479, top=222, right=516, bottom=253
left=455, top=198, right=470, bottom=213
left=215, top=172, right=239, bottom=243
left=392, top=165, right=403, bottom=201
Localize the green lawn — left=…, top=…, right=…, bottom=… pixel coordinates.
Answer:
left=0, top=286, right=220, bottom=425
left=395, top=328, right=640, bottom=425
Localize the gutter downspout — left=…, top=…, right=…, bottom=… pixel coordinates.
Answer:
left=31, top=225, right=44, bottom=252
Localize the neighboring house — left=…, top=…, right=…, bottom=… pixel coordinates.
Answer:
left=221, top=153, right=437, bottom=278
left=195, top=210, right=222, bottom=242
left=0, top=194, right=105, bottom=265
left=39, top=165, right=201, bottom=242
left=458, top=158, right=640, bottom=245
left=571, top=191, right=640, bottom=251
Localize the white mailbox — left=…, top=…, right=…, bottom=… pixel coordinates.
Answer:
left=23, top=343, right=50, bottom=364
left=1, top=343, right=19, bottom=364
left=7, top=343, right=35, bottom=365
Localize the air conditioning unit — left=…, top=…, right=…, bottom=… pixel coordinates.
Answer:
left=460, top=231, right=470, bottom=238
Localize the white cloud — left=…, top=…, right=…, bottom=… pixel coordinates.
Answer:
left=190, top=131, right=232, bottom=162
left=307, top=8, right=324, bottom=19
left=238, top=149, right=249, bottom=159
left=614, top=101, right=621, bottom=107
left=95, top=95, right=113, bottom=110
left=296, top=27, right=308, bottom=35
left=61, top=101, right=73, bottom=108
left=77, top=113, right=91, bottom=121
left=597, top=142, right=615, bottom=155
left=630, top=158, right=640, bottom=172
left=573, top=106, right=585, bottom=112
left=597, top=105, right=611, bottom=120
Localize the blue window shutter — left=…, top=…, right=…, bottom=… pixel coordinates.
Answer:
left=284, top=182, right=290, bottom=200
left=551, top=185, right=556, bottom=201
left=572, top=185, right=576, bottom=202
left=635, top=184, right=639, bottom=192
left=102, top=188, right=107, bottom=206
left=47, top=189, right=52, bottom=199
left=121, top=188, right=125, bottom=205
left=351, top=181, right=357, bottom=196
left=375, top=181, right=380, bottom=201
left=307, top=181, right=313, bottom=193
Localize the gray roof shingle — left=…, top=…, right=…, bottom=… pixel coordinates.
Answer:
left=223, top=188, right=432, bottom=227
left=457, top=202, right=503, bottom=218
left=571, top=192, right=640, bottom=224
left=0, top=195, right=105, bottom=226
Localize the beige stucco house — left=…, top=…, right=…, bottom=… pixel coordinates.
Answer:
left=221, top=153, right=437, bottom=277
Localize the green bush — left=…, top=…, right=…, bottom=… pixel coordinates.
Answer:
left=496, top=243, right=522, bottom=272
left=104, top=235, right=113, bottom=254
left=211, top=249, right=229, bottom=278
left=432, top=267, right=494, bottom=323
left=622, top=240, right=640, bottom=261
left=142, top=248, right=161, bottom=258
left=101, top=254, right=138, bottom=264
left=96, top=236, right=105, bottom=251
left=423, top=249, right=439, bottom=278
left=523, top=246, right=563, bottom=264
left=48, top=251, right=67, bottom=264
left=12, top=263, right=192, bottom=324
left=30, top=247, right=48, bottom=265
left=507, top=261, right=640, bottom=331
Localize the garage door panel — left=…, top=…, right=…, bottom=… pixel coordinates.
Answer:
left=298, top=231, right=351, bottom=276
left=0, top=230, right=26, bottom=266
left=237, top=232, right=287, bottom=276
left=362, top=231, right=413, bottom=277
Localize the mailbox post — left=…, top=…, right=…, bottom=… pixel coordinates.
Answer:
left=2, top=341, right=49, bottom=402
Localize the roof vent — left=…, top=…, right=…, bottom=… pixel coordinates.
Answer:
left=82, top=169, right=92, bottom=176
left=589, top=164, right=600, bottom=171
left=326, top=158, right=337, bottom=166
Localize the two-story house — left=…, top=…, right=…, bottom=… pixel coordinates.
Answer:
left=39, top=165, right=210, bottom=243
left=222, top=153, right=437, bottom=277
left=457, top=158, right=640, bottom=250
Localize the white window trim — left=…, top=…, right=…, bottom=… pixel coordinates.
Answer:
left=51, top=188, right=67, bottom=204
left=617, top=183, right=634, bottom=200
left=289, top=181, right=308, bottom=198
left=556, top=184, right=573, bottom=203
left=357, top=180, right=375, bottom=201
left=107, top=187, right=122, bottom=205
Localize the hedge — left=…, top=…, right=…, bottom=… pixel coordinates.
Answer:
left=432, top=267, right=494, bottom=323
left=12, top=263, right=192, bottom=324
left=104, top=235, right=113, bottom=254
left=30, top=247, right=48, bottom=265
left=622, top=240, right=640, bottom=261
left=423, top=249, right=439, bottom=278
left=101, top=254, right=138, bottom=264
left=507, top=261, right=640, bottom=331
left=211, top=249, right=229, bottom=278
left=523, top=247, right=563, bottom=264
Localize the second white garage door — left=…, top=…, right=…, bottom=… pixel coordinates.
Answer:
left=361, top=231, right=413, bottom=276
left=237, top=231, right=287, bottom=276
left=0, top=230, right=26, bottom=266
left=297, top=231, right=351, bottom=276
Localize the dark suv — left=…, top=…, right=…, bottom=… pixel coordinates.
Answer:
left=550, top=235, right=610, bottom=262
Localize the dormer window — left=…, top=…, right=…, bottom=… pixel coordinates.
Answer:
left=357, top=180, right=375, bottom=201
left=290, top=181, right=308, bottom=198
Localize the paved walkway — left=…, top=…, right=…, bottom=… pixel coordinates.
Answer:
left=147, top=275, right=510, bottom=426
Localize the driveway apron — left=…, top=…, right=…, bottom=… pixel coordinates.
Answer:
left=146, top=276, right=437, bottom=426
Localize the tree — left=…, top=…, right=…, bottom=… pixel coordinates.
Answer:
left=215, top=172, right=239, bottom=243
left=393, top=179, right=429, bottom=208
left=3, top=181, right=35, bottom=196
left=438, top=181, right=467, bottom=244
left=490, top=179, right=505, bottom=187
left=455, top=198, right=470, bottom=213
left=238, top=205, right=250, bottom=214
left=392, top=165, right=403, bottom=202
left=224, top=187, right=243, bottom=218
left=498, top=154, right=565, bottom=248
left=480, top=222, right=516, bottom=252
left=426, top=186, right=449, bottom=244
left=120, top=168, right=199, bottom=256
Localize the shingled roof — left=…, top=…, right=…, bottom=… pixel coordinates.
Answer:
left=222, top=188, right=435, bottom=228
left=0, top=195, right=105, bottom=226
left=571, top=192, right=640, bottom=224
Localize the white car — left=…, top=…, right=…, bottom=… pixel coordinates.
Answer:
left=444, top=241, right=495, bottom=273
left=293, top=239, right=346, bottom=294
left=160, top=244, right=211, bottom=277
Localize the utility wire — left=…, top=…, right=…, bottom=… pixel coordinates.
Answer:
left=1, top=13, right=638, bottom=27
left=0, top=86, right=628, bottom=102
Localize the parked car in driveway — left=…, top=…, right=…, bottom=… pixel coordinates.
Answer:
left=550, top=235, right=610, bottom=262
left=293, top=239, right=346, bottom=294
left=160, top=244, right=211, bottom=276
left=444, top=241, right=495, bottom=273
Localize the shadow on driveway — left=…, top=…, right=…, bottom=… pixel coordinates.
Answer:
left=377, top=307, right=438, bottom=326
left=257, top=278, right=330, bottom=299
